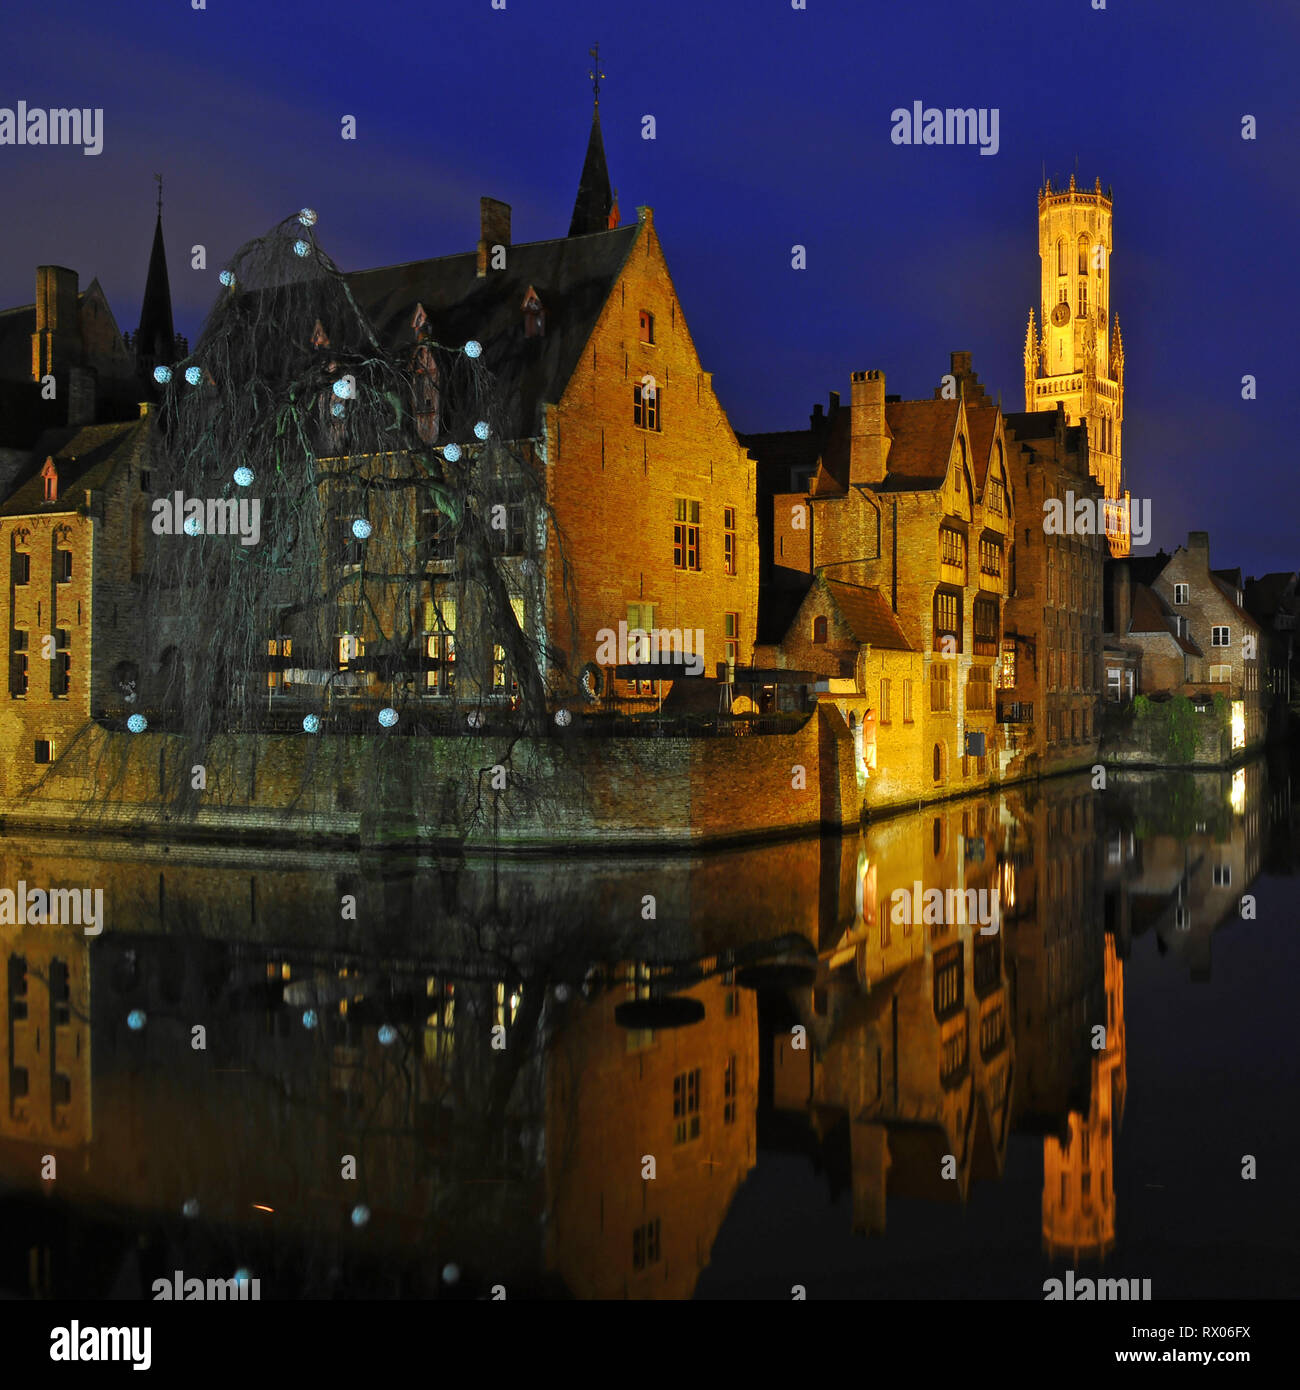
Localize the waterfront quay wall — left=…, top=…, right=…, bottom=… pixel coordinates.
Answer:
left=0, top=706, right=868, bottom=849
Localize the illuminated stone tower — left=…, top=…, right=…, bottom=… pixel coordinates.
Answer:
left=1023, top=175, right=1129, bottom=555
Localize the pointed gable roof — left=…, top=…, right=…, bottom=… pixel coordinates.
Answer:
left=874, top=398, right=960, bottom=492
left=1, top=419, right=144, bottom=516
left=568, top=106, right=616, bottom=236
left=346, top=225, right=640, bottom=440
left=136, top=213, right=176, bottom=366
left=965, top=403, right=1001, bottom=491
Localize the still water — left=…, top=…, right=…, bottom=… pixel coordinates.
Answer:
left=1, top=756, right=1297, bottom=1299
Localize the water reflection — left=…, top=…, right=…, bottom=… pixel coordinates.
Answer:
left=0, top=756, right=1294, bottom=1298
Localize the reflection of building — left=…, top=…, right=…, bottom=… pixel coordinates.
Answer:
left=775, top=794, right=1015, bottom=1235
left=1108, top=763, right=1266, bottom=981
left=545, top=967, right=757, bottom=1298
left=1, top=928, right=91, bottom=1148
left=1042, top=934, right=1126, bottom=1261
left=1003, top=782, right=1107, bottom=1129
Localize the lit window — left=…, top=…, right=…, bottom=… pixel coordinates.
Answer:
left=673, top=498, right=700, bottom=571
left=672, top=1068, right=701, bottom=1144
left=634, top=381, right=660, bottom=431
left=724, top=612, right=739, bottom=673
left=723, top=506, right=737, bottom=576
left=267, top=636, right=292, bottom=691
left=423, top=597, right=456, bottom=695
left=632, top=1218, right=661, bottom=1270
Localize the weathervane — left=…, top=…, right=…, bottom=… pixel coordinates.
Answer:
left=589, top=43, right=604, bottom=106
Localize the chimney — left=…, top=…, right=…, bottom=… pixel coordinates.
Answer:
left=849, top=371, right=888, bottom=487
left=476, top=198, right=511, bottom=278
left=1114, top=561, right=1131, bottom=638
left=811, top=402, right=823, bottom=429
left=31, top=265, right=80, bottom=380
left=67, top=365, right=95, bottom=428
left=1187, top=531, right=1210, bottom=570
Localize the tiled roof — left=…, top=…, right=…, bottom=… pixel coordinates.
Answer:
left=823, top=579, right=913, bottom=651
left=1130, top=582, right=1201, bottom=656
left=879, top=399, right=959, bottom=487
left=1209, top=574, right=1258, bottom=630
left=346, top=225, right=639, bottom=441
left=965, top=403, right=999, bottom=489
left=0, top=419, right=143, bottom=515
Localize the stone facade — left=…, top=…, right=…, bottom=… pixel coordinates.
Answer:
left=1001, top=403, right=1107, bottom=776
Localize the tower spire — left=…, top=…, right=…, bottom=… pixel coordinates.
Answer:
left=135, top=181, right=177, bottom=378
left=568, top=44, right=617, bottom=236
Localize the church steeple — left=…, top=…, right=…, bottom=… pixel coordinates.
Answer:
left=135, top=175, right=178, bottom=378
left=568, top=45, right=618, bottom=237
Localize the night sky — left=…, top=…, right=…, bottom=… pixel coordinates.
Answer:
left=2, top=1, right=1295, bottom=570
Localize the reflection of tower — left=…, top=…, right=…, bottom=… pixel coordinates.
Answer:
left=1042, top=935, right=1126, bottom=1260
left=1023, top=175, right=1128, bottom=556
left=2, top=930, right=92, bottom=1147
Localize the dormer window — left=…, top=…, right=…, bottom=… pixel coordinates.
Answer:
left=41, top=457, right=57, bottom=503
left=521, top=287, right=544, bottom=339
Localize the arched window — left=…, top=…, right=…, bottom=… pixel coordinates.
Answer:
left=933, top=743, right=946, bottom=784
left=813, top=615, right=828, bottom=644
left=1057, top=238, right=1068, bottom=276
left=1078, top=234, right=1089, bottom=274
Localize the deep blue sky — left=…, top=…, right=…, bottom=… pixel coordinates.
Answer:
left=2, top=1, right=1295, bottom=571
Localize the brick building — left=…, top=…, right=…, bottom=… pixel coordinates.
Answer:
left=342, top=103, right=758, bottom=708
left=999, top=402, right=1107, bottom=775
left=1104, top=532, right=1266, bottom=753
left=0, top=415, right=152, bottom=801
left=745, top=354, right=1016, bottom=810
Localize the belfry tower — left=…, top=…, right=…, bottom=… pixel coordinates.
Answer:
left=1023, top=175, right=1129, bottom=555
